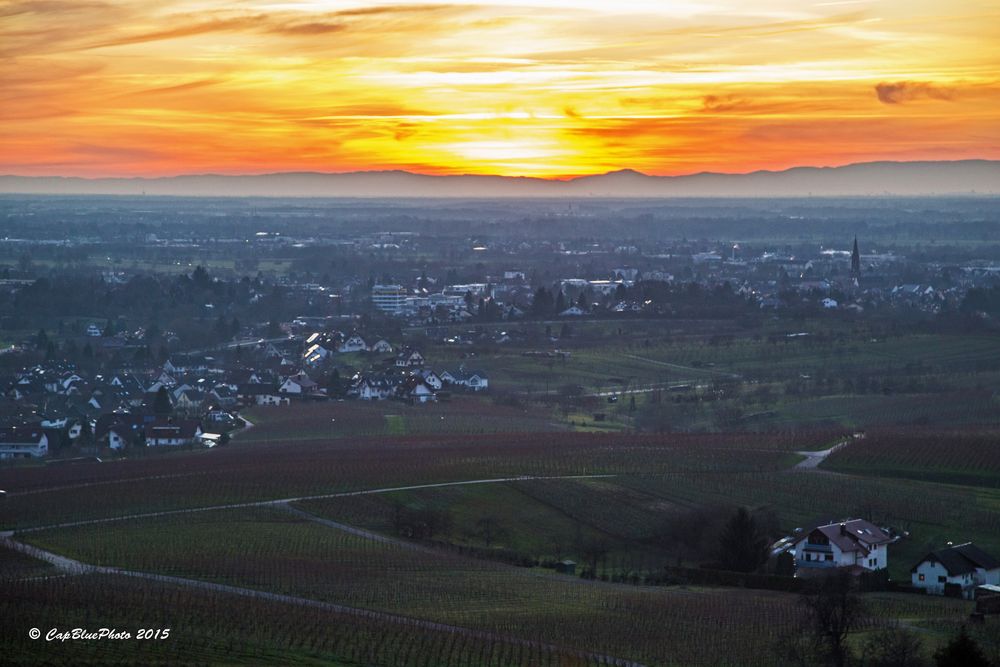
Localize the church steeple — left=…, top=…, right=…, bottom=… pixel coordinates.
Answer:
left=850, top=236, right=861, bottom=282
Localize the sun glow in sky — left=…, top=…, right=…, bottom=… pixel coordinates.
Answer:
left=2, top=0, right=999, bottom=177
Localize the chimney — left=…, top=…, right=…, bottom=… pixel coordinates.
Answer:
left=840, top=523, right=847, bottom=535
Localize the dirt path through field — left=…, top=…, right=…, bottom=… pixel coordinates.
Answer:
left=14, top=474, right=619, bottom=534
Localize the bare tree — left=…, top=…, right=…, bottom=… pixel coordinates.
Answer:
left=800, top=570, right=865, bottom=667
left=860, top=625, right=927, bottom=667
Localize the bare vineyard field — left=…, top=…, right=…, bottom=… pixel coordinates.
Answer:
left=19, top=506, right=975, bottom=667
left=823, top=428, right=1000, bottom=486
left=2, top=573, right=594, bottom=667
left=0, top=430, right=831, bottom=531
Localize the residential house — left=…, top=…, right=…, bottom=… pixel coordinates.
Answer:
left=357, top=377, right=394, bottom=401
left=339, top=334, right=368, bottom=353
left=911, top=543, right=1000, bottom=599
left=144, top=419, right=203, bottom=446
left=419, top=370, right=443, bottom=391
left=279, top=372, right=318, bottom=395
left=396, top=377, right=436, bottom=404
left=0, top=425, right=48, bottom=459
left=174, top=389, right=207, bottom=413
left=303, top=343, right=332, bottom=366
left=395, top=350, right=425, bottom=367
left=370, top=339, right=393, bottom=353
left=96, top=413, right=152, bottom=450
left=793, top=519, right=891, bottom=573
left=452, top=368, right=489, bottom=392
left=238, top=384, right=287, bottom=406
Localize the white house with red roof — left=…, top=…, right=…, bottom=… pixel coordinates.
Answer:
left=793, top=518, right=892, bottom=573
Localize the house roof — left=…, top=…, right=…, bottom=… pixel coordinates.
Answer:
left=95, top=413, right=151, bottom=438
left=239, top=383, right=279, bottom=396
left=0, top=425, right=46, bottom=444
left=912, top=543, right=1000, bottom=576
left=144, top=418, right=201, bottom=440
left=795, top=518, right=891, bottom=555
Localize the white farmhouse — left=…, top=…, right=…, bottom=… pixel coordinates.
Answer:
left=911, top=543, right=1000, bottom=599
left=793, top=519, right=891, bottom=573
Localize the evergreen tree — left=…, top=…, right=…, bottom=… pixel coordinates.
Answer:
left=532, top=287, right=553, bottom=316
left=153, top=386, right=173, bottom=417
left=717, top=506, right=770, bottom=572
left=933, top=626, right=990, bottom=667
left=555, top=290, right=566, bottom=313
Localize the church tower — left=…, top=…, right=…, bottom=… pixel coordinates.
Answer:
left=850, top=236, right=861, bottom=284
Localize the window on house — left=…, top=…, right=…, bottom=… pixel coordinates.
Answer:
left=938, top=576, right=947, bottom=583
left=825, top=554, right=833, bottom=561
left=918, top=574, right=925, bottom=582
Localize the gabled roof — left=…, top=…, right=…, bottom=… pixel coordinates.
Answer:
left=795, top=518, right=891, bottom=555
left=450, top=368, right=488, bottom=382
left=912, top=543, right=1000, bottom=576
left=144, top=418, right=201, bottom=440
left=239, top=383, right=280, bottom=396
left=0, top=424, right=46, bottom=443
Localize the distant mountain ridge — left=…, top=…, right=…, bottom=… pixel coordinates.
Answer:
left=1, top=160, right=997, bottom=197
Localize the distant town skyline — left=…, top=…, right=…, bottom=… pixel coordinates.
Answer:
left=3, top=0, right=999, bottom=178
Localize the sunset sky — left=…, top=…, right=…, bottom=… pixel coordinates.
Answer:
left=2, top=0, right=999, bottom=178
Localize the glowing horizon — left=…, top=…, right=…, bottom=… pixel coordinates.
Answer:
left=2, top=0, right=999, bottom=178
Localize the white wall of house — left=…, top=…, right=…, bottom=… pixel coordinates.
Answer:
left=913, top=562, right=1000, bottom=599
left=797, top=542, right=851, bottom=568
left=0, top=435, right=48, bottom=459
left=109, top=430, right=126, bottom=450
left=256, top=394, right=286, bottom=406
left=279, top=379, right=302, bottom=394
left=795, top=538, right=886, bottom=571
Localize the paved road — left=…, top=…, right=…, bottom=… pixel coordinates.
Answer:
left=793, top=433, right=864, bottom=472
left=1, top=534, right=645, bottom=667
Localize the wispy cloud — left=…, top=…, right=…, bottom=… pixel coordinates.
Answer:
left=875, top=81, right=956, bottom=104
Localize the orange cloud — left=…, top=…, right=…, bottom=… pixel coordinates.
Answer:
left=1, top=1, right=998, bottom=177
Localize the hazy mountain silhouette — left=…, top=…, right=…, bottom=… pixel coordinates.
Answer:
left=1, top=160, right=996, bottom=197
